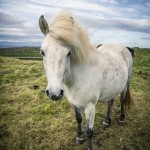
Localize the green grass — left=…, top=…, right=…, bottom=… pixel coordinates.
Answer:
left=0, top=49, right=150, bottom=150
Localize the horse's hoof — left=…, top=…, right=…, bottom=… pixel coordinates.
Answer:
left=102, top=121, right=110, bottom=129
left=76, top=137, right=84, bottom=144
left=88, top=147, right=95, bottom=150
left=119, top=120, right=125, bottom=126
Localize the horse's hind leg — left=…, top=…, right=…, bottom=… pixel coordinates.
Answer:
left=102, top=98, right=114, bottom=129
left=74, top=107, right=84, bottom=144
left=119, top=87, right=127, bottom=125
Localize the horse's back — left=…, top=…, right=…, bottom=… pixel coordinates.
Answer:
left=97, top=44, right=128, bottom=54
left=97, top=44, right=133, bottom=67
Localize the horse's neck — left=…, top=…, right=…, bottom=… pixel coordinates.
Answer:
left=63, top=50, right=98, bottom=87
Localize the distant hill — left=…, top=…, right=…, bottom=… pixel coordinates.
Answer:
left=0, top=47, right=40, bottom=52
left=0, top=47, right=149, bottom=58
left=0, top=47, right=41, bottom=58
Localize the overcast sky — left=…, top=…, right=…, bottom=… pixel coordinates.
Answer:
left=0, top=0, right=150, bottom=48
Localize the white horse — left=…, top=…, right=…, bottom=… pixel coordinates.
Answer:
left=39, top=11, right=134, bottom=150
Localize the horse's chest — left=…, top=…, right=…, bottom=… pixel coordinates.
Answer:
left=64, top=83, right=98, bottom=108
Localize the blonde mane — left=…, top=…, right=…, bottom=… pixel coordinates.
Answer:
left=49, top=10, right=94, bottom=63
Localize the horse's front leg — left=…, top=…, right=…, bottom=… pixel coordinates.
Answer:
left=85, top=103, right=95, bottom=150
left=74, top=107, right=84, bottom=144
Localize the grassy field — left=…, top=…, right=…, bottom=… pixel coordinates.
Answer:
left=0, top=47, right=41, bottom=58
left=0, top=48, right=150, bottom=150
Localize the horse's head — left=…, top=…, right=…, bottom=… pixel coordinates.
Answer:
left=39, top=11, right=94, bottom=100
left=39, top=15, right=72, bottom=101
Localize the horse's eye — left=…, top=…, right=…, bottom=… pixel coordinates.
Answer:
left=40, top=50, right=45, bottom=56
left=67, top=51, right=71, bottom=57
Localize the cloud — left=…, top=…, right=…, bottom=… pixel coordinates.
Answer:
left=100, top=0, right=118, bottom=4
left=89, top=29, right=150, bottom=48
left=145, top=2, right=150, bottom=7
left=30, top=0, right=121, bottom=16
left=78, top=15, right=150, bottom=33
left=0, top=0, right=150, bottom=48
left=141, top=37, right=150, bottom=40
left=0, top=34, right=42, bottom=42
left=0, top=12, right=28, bottom=28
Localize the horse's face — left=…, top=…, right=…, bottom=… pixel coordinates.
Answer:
left=41, top=35, right=71, bottom=101
left=39, top=16, right=71, bottom=101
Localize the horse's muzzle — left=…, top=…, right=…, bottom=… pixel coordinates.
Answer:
left=46, top=90, right=64, bottom=101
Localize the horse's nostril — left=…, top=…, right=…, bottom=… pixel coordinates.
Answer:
left=60, top=90, right=64, bottom=97
left=46, top=90, right=49, bottom=96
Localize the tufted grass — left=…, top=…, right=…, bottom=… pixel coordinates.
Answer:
left=0, top=49, right=150, bottom=150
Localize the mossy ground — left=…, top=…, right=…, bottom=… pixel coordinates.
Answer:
left=0, top=49, right=150, bottom=150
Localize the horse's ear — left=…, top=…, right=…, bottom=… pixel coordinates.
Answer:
left=70, top=16, right=74, bottom=25
left=39, top=15, right=49, bottom=36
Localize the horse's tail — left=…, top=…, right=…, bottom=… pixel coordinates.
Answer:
left=125, top=84, right=135, bottom=111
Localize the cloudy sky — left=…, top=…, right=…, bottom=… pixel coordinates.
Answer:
left=0, top=0, right=150, bottom=48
